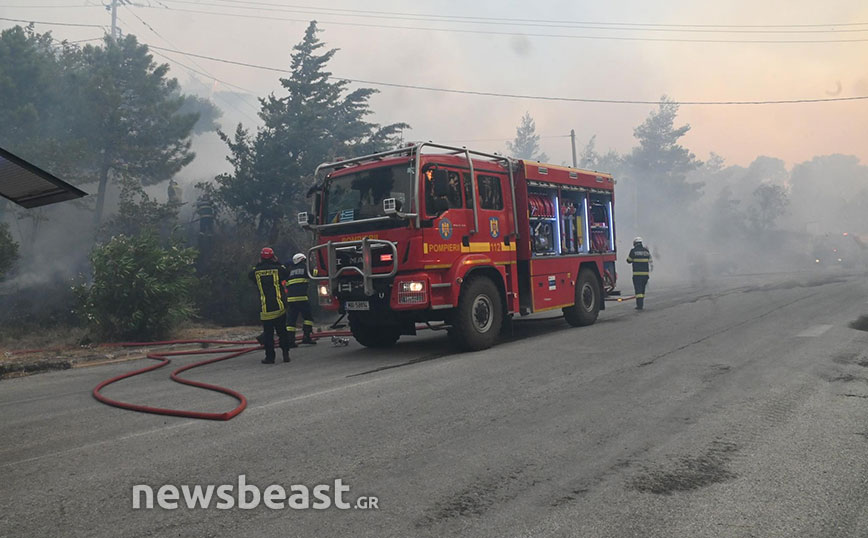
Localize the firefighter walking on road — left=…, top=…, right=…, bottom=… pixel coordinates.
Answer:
left=286, top=252, right=317, bottom=347
left=627, top=237, right=652, bottom=310
left=248, top=248, right=291, bottom=364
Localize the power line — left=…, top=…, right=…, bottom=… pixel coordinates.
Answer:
left=159, top=0, right=868, bottom=30
left=150, top=0, right=868, bottom=35
left=152, top=49, right=254, bottom=95
left=145, top=44, right=868, bottom=106
left=0, top=15, right=106, bottom=29
left=70, top=36, right=105, bottom=43
left=151, top=49, right=261, bottom=122
left=119, top=5, right=261, bottom=120
left=0, top=4, right=97, bottom=8
left=129, top=5, right=868, bottom=44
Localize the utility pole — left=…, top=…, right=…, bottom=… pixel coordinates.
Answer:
left=570, top=129, right=577, bottom=168
left=108, top=0, right=122, bottom=42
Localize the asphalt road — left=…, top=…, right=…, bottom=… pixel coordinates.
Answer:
left=2, top=270, right=868, bottom=538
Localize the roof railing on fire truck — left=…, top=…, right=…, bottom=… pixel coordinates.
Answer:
left=301, top=142, right=519, bottom=241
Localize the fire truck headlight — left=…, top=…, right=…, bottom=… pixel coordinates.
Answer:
left=401, top=281, right=425, bottom=293
left=317, top=283, right=333, bottom=306
left=398, top=281, right=427, bottom=305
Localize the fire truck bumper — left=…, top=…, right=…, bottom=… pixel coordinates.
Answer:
left=333, top=273, right=433, bottom=313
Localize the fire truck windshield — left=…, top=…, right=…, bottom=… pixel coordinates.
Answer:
left=323, top=164, right=414, bottom=226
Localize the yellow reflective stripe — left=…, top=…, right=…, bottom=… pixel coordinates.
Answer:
left=631, top=258, right=651, bottom=262
left=303, top=320, right=314, bottom=326
left=287, top=326, right=297, bottom=331
left=255, top=269, right=285, bottom=317
left=460, top=242, right=491, bottom=253
left=255, top=272, right=268, bottom=313
left=633, top=271, right=650, bottom=276
left=286, top=296, right=308, bottom=302
left=636, top=294, right=645, bottom=298
left=626, top=257, right=634, bottom=262
left=287, top=278, right=309, bottom=285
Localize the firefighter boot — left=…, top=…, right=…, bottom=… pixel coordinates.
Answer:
left=286, top=327, right=298, bottom=348
left=636, top=297, right=644, bottom=310
left=282, top=348, right=291, bottom=363
left=302, top=325, right=317, bottom=345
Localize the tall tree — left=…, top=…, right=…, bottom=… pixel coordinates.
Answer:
left=627, top=97, right=702, bottom=227
left=0, top=26, right=84, bottom=183
left=0, top=27, right=202, bottom=228
left=211, top=21, right=408, bottom=241
left=507, top=112, right=548, bottom=162
left=71, top=35, right=199, bottom=226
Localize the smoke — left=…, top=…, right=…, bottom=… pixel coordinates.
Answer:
left=612, top=152, right=868, bottom=291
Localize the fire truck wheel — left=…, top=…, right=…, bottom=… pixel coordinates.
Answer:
left=453, top=277, right=503, bottom=351
left=563, top=268, right=601, bottom=327
left=348, top=313, right=400, bottom=348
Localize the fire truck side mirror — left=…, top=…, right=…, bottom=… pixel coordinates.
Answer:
left=297, top=212, right=309, bottom=227
left=383, top=198, right=397, bottom=215
left=432, top=169, right=450, bottom=197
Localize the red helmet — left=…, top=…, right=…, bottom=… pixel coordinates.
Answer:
left=260, top=247, right=275, bottom=260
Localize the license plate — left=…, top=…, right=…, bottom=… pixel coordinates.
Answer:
left=345, top=301, right=370, bottom=311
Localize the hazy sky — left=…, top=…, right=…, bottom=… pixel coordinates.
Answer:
left=2, top=0, right=867, bottom=170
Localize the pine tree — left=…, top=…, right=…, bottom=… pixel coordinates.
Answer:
left=507, top=112, right=548, bottom=162
left=627, top=96, right=702, bottom=207
left=71, top=35, right=199, bottom=226
left=212, top=21, right=408, bottom=241
left=0, top=27, right=201, bottom=232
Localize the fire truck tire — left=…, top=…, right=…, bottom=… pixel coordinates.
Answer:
left=563, top=268, right=601, bottom=327
left=348, top=313, right=400, bottom=348
left=452, top=277, right=503, bottom=351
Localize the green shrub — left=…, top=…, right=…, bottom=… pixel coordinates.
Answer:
left=76, top=233, right=197, bottom=340
left=0, top=222, right=19, bottom=281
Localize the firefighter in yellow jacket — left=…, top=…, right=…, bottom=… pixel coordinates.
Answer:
left=248, top=248, right=291, bottom=363
left=286, top=252, right=317, bottom=347
left=626, top=237, right=652, bottom=310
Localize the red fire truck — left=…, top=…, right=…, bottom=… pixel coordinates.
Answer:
left=298, top=142, right=618, bottom=350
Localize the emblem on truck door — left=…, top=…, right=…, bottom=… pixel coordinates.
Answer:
left=438, top=218, right=453, bottom=240
left=489, top=217, right=500, bottom=239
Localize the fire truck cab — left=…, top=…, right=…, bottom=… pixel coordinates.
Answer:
left=299, top=142, right=617, bottom=351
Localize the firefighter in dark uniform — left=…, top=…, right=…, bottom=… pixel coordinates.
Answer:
left=248, top=247, right=291, bottom=363
left=285, top=252, right=317, bottom=347
left=626, top=237, right=652, bottom=310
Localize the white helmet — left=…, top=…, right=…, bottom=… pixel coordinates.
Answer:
left=633, top=237, right=644, bottom=246
left=292, top=253, right=306, bottom=265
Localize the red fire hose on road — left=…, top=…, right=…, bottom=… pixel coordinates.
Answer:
left=92, top=343, right=258, bottom=421
left=90, top=331, right=352, bottom=421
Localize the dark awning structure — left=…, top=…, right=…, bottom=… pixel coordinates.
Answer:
left=0, top=146, right=87, bottom=208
